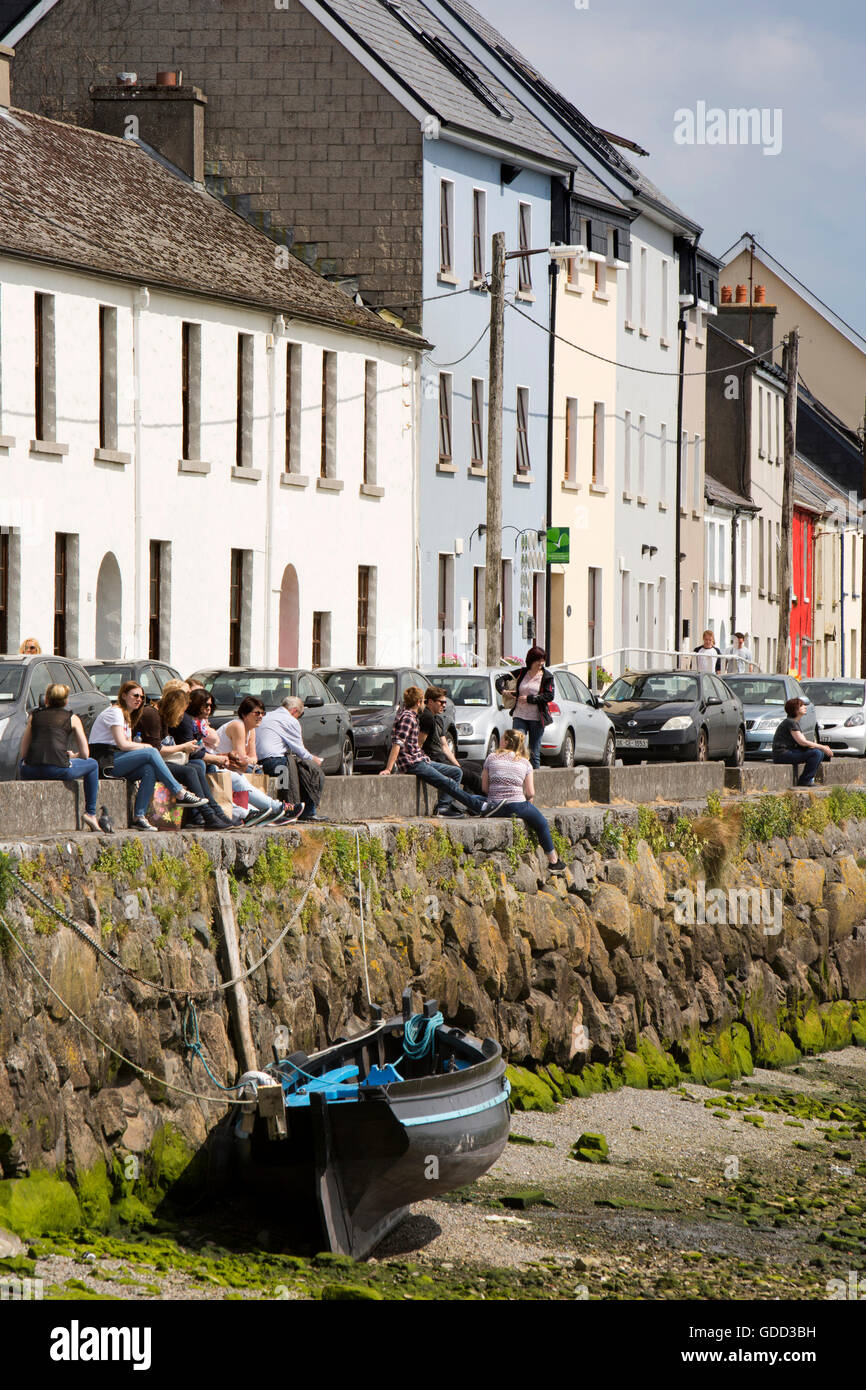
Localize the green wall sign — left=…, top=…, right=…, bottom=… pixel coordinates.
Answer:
left=546, top=527, right=570, bottom=564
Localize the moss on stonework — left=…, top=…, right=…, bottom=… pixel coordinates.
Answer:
left=617, top=1051, right=649, bottom=1089
left=75, top=1161, right=112, bottom=1230
left=747, top=1015, right=801, bottom=1069
left=820, top=1001, right=854, bottom=1052
left=0, top=1171, right=82, bottom=1236
left=636, top=1038, right=683, bottom=1089
left=680, top=1032, right=728, bottom=1086
left=571, top=1132, right=609, bottom=1164
left=506, top=1065, right=556, bottom=1113
left=852, top=1004, right=866, bottom=1048
left=787, top=1006, right=825, bottom=1055
left=716, top=1023, right=754, bottom=1079
left=564, top=1062, right=608, bottom=1098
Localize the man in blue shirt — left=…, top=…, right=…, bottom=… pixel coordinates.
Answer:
left=258, top=696, right=326, bottom=820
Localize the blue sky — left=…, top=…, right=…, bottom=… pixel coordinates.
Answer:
left=472, top=0, right=866, bottom=338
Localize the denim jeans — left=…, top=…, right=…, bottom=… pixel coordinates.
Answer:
left=20, top=758, right=100, bottom=816
left=773, top=747, right=824, bottom=785
left=413, top=760, right=485, bottom=814
left=512, top=717, right=543, bottom=769
left=172, top=759, right=227, bottom=823
left=111, top=747, right=188, bottom=818
left=488, top=798, right=554, bottom=855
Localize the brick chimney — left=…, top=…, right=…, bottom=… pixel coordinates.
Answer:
left=89, top=74, right=207, bottom=184
left=0, top=45, right=13, bottom=109
left=718, top=293, right=778, bottom=358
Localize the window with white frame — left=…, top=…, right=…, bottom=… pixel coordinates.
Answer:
left=757, top=386, right=764, bottom=456
left=625, top=257, right=633, bottom=323
left=439, top=180, right=454, bottom=275
left=470, top=377, right=484, bottom=467
left=661, top=260, right=669, bottom=340
left=740, top=515, right=749, bottom=585
left=594, top=258, right=607, bottom=296
left=639, top=247, right=647, bottom=331
left=518, top=203, right=532, bottom=293
left=638, top=415, right=646, bottom=496
left=718, top=525, right=726, bottom=587
left=758, top=516, right=765, bottom=592
left=564, top=396, right=577, bottom=482
left=592, top=402, right=604, bottom=486
left=692, top=434, right=702, bottom=510
left=680, top=431, right=689, bottom=510
left=623, top=410, right=632, bottom=492
left=708, top=521, right=716, bottom=582
left=438, top=374, right=452, bottom=464
left=472, top=189, right=486, bottom=282
left=515, top=386, right=531, bottom=473
left=659, top=424, right=667, bottom=504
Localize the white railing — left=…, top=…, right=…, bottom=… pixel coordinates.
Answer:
left=554, top=646, right=719, bottom=693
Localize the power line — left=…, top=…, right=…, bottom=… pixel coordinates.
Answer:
left=424, top=320, right=490, bottom=367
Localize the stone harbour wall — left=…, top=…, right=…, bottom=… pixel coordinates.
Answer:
left=0, top=793, right=865, bottom=1230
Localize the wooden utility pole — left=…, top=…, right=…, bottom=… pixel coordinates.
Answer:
left=485, top=231, right=506, bottom=666
left=776, top=328, right=799, bottom=672
left=859, top=394, right=866, bottom=679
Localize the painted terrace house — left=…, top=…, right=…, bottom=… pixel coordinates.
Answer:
left=416, top=0, right=719, bottom=670
left=0, top=48, right=420, bottom=671
left=5, top=0, right=585, bottom=666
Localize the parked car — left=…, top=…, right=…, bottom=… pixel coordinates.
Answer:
left=188, top=667, right=354, bottom=775
left=722, top=673, right=817, bottom=759
left=540, top=668, right=616, bottom=767
left=0, top=654, right=111, bottom=781
left=83, top=659, right=182, bottom=701
left=319, top=668, right=458, bottom=772
left=602, top=670, right=745, bottom=764
left=421, top=668, right=511, bottom=759
left=799, top=678, right=866, bottom=756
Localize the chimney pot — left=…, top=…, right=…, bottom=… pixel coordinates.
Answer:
left=720, top=285, right=733, bottom=304
left=754, top=284, right=766, bottom=305
left=117, top=72, right=138, bottom=87
left=735, top=284, right=748, bottom=304
left=156, top=70, right=182, bottom=87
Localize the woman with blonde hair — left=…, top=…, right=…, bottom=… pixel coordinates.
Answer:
left=481, top=728, right=566, bottom=875
left=19, top=682, right=102, bottom=832
left=19, top=638, right=41, bottom=655
left=135, top=679, right=235, bottom=830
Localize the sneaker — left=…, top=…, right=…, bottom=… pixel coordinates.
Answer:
left=481, top=800, right=508, bottom=818
left=549, top=859, right=567, bottom=875
left=274, top=803, right=304, bottom=824
left=243, top=805, right=279, bottom=829
left=175, top=790, right=208, bottom=809
left=436, top=807, right=464, bottom=819
left=133, top=814, right=158, bottom=832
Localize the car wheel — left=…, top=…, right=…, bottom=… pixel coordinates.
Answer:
left=339, top=735, right=354, bottom=777
left=601, top=733, right=615, bottom=767
left=695, top=729, right=708, bottom=762
left=724, top=727, right=745, bottom=767
left=486, top=730, right=500, bottom=757
left=556, top=730, right=576, bottom=768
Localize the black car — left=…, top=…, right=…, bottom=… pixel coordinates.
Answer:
left=83, top=659, right=182, bottom=701
left=602, top=669, right=745, bottom=764
left=188, top=667, right=354, bottom=775
left=0, top=655, right=111, bottom=781
left=318, top=667, right=458, bottom=773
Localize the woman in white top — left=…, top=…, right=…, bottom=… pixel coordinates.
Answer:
left=88, top=680, right=208, bottom=831
left=211, top=695, right=298, bottom=826
left=481, top=729, right=565, bottom=875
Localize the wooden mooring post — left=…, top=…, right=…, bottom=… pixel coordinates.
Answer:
left=213, top=866, right=258, bottom=1076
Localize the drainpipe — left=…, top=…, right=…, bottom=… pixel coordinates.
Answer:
left=674, top=299, right=691, bottom=655
left=264, top=315, right=285, bottom=665
left=730, top=508, right=739, bottom=638
left=840, top=527, right=846, bottom=677
left=131, top=286, right=149, bottom=655
left=544, top=257, right=558, bottom=657
left=411, top=352, right=422, bottom=665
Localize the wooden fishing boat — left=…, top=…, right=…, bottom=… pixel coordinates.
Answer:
left=232, top=992, right=511, bottom=1259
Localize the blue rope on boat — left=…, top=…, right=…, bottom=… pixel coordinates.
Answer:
left=403, top=1012, right=444, bottom=1061
left=182, top=1000, right=248, bottom=1093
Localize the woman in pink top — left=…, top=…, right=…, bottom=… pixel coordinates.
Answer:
left=481, top=730, right=565, bottom=875
left=496, top=645, right=555, bottom=769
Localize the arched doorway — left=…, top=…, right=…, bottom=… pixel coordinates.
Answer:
left=95, top=552, right=122, bottom=657
left=278, top=564, right=299, bottom=666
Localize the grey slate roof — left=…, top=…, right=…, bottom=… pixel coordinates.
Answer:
left=311, top=0, right=575, bottom=168
left=704, top=474, right=758, bottom=512
left=429, top=0, right=700, bottom=231
left=0, top=106, right=424, bottom=350
left=794, top=456, right=851, bottom=515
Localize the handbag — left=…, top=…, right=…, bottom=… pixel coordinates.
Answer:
left=161, top=748, right=189, bottom=765
left=500, top=676, right=518, bottom=711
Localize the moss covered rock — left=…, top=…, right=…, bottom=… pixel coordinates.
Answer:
left=0, top=1171, right=81, bottom=1236
left=321, top=1283, right=384, bottom=1301
left=565, top=1062, right=607, bottom=1098
left=617, top=1051, right=649, bottom=1089
left=748, top=1016, right=801, bottom=1069
left=636, top=1038, right=682, bottom=1089
left=571, top=1132, right=609, bottom=1164
left=683, top=1034, right=728, bottom=1085
left=75, top=1162, right=112, bottom=1231
left=820, top=1001, right=854, bottom=1051
left=852, top=1004, right=866, bottom=1048
left=788, top=1007, right=825, bottom=1055
left=506, top=1065, right=557, bottom=1113
left=716, top=1023, right=754, bottom=1079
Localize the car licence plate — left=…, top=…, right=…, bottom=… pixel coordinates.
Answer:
left=616, top=737, right=648, bottom=749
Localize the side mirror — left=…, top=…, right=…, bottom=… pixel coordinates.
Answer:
left=304, top=695, right=325, bottom=708
left=706, top=696, right=722, bottom=706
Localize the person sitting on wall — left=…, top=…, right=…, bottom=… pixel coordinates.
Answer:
left=136, top=680, right=236, bottom=831
left=772, top=696, right=834, bottom=787
left=19, top=681, right=102, bottom=833
left=418, top=685, right=465, bottom=817
left=210, top=695, right=302, bottom=826
left=495, top=645, right=555, bottom=770
left=379, top=686, right=496, bottom=816
left=481, top=729, right=566, bottom=875
left=257, top=695, right=326, bottom=821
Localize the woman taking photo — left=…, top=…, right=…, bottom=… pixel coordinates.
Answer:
left=495, top=645, right=555, bottom=770
left=481, top=729, right=566, bottom=875
left=135, top=681, right=236, bottom=831
left=187, top=687, right=230, bottom=770
left=88, top=680, right=208, bottom=832
left=19, top=682, right=102, bottom=833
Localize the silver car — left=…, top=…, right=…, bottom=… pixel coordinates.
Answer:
left=800, top=678, right=866, bottom=756
left=541, top=669, right=615, bottom=767
left=423, top=668, right=512, bottom=759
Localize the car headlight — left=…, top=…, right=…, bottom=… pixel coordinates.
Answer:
left=754, top=715, right=782, bottom=731
left=457, top=722, right=474, bottom=735
left=844, top=713, right=865, bottom=727
left=359, top=724, right=386, bottom=736
left=661, top=716, right=693, bottom=731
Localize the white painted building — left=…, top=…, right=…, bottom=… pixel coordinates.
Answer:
left=0, top=77, right=422, bottom=673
